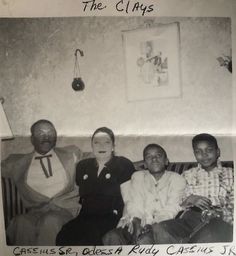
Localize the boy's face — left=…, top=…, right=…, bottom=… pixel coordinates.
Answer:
left=193, top=140, right=220, bottom=171
left=144, top=147, right=168, bottom=174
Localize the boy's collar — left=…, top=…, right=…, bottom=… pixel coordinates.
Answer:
left=197, top=164, right=222, bottom=174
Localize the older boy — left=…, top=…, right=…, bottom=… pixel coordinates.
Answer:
left=152, top=133, right=234, bottom=243
left=103, top=143, right=186, bottom=245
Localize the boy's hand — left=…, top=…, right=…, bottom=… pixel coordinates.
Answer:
left=182, top=195, right=212, bottom=210
left=201, top=207, right=223, bottom=222
left=131, top=217, right=142, bottom=244
left=211, top=207, right=223, bottom=219
left=141, top=224, right=152, bottom=234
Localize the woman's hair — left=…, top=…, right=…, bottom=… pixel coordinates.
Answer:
left=143, top=143, right=167, bottom=160
left=91, top=127, right=115, bottom=145
left=192, top=133, right=218, bottom=149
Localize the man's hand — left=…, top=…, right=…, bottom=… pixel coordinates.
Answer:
left=182, top=195, right=212, bottom=210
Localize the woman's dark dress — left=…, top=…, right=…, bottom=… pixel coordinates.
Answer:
left=56, top=156, right=135, bottom=245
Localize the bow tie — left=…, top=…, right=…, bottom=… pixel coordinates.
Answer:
left=35, top=154, right=52, bottom=160
left=35, top=154, right=53, bottom=178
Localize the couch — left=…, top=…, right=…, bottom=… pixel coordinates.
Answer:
left=1, top=158, right=233, bottom=229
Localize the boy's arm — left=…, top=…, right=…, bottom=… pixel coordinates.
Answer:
left=181, top=169, right=212, bottom=210
left=119, top=180, right=143, bottom=243
left=217, top=167, right=234, bottom=224
left=221, top=187, right=234, bottom=225
left=155, top=174, right=186, bottom=222
left=118, top=172, right=145, bottom=228
left=181, top=195, right=212, bottom=210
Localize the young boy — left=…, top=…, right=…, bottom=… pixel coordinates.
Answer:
left=152, top=133, right=234, bottom=243
left=103, top=143, right=186, bottom=245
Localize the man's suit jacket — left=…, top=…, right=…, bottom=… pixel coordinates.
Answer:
left=1, top=145, right=82, bottom=217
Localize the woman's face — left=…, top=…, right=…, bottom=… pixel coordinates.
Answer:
left=92, top=132, right=114, bottom=161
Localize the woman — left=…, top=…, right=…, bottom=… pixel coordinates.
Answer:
left=56, top=127, right=135, bottom=245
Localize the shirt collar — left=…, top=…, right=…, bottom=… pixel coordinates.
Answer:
left=145, top=170, right=167, bottom=185
left=34, top=149, right=54, bottom=158
left=197, top=165, right=222, bottom=175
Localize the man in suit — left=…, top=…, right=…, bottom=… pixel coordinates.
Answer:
left=1, top=119, right=82, bottom=245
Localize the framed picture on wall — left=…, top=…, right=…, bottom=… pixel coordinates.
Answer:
left=123, top=22, right=181, bottom=101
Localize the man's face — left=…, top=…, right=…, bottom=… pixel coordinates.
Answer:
left=144, top=147, right=168, bottom=174
left=193, top=140, right=220, bottom=171
left=31, top=122, right=57, bottom=155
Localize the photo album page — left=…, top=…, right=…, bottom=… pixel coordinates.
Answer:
left=0, top=1, right=235, bottom=256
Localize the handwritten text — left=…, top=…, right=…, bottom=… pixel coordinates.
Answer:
left=82, top=0, right=155, bottom=16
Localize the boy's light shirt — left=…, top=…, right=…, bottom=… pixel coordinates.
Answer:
left=119, top=170, right=186, bottom=227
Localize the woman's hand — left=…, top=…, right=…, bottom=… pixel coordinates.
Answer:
left=182, top=195, right=212, bottom=210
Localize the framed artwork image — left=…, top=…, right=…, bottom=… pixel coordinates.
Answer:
left=123, top=22, right=181, bottom=101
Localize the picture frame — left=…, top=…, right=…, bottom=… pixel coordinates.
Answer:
left=123, top=22, right=181, bottom=101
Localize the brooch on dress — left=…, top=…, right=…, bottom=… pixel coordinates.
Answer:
left=83, top=174, right=88, bottom=180
left=105, top=173, right=111, bottom=179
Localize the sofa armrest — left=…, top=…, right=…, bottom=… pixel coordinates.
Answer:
left=1, top=177, right=27, bottom=228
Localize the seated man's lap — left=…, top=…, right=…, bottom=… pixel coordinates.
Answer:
left=7, top=208, right=72, bottom=245
left=7, top=214, right=37, bottom=245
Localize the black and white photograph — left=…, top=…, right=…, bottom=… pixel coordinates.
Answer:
left=0, top=3, right=235, bottom=255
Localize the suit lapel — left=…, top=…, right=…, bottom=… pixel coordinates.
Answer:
left=14, top=152, right=34, bottom=182
left=54, top=147, right=75, bottom=191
